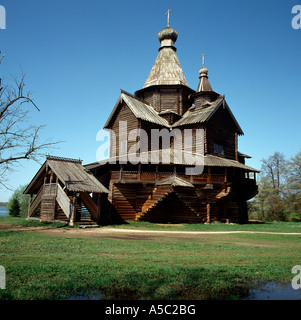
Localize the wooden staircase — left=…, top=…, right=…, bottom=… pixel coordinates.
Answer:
left=76, top=193, right=99, bottom=227
left=136, top=186, right=172, bottom=221
left=28, top=186, right=44, bottom=218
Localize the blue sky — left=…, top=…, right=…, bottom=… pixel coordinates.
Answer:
left=0, top=0, right=300, bottom=201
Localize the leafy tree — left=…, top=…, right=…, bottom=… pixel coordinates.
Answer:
left=285, top=151, right=301, bottom=221
left=250, top=152, right=288, bottom=221
left=250, top=151, right=301, bottom=222
left=260, top=152, right=288, bottom=220
left=8, top=195, right=20, bottom=217
left=7, top=184, right=30, bottom=217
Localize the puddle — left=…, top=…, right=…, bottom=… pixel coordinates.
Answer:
left=65, top=282, right=301, bottom=300
left=244, top=281, right=301, bottom=300
left=67, top=290, right=103, bottom=300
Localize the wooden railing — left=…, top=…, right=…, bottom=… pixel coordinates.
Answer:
left=79, top=192, right=98, bottom=221
left=28, top=186, right=44, bottom=217
left=111, top=171, right=226, bottom=184
left=56, top=184, right=72, bottom=218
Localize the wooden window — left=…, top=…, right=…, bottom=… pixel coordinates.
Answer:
left=214, top=143, right=224, bottom=155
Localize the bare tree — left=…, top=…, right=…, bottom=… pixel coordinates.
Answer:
left=0, top=55, right=61, bottom=189
left=261, top=152, right=286, bottom=196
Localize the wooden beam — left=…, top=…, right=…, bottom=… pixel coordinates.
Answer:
left=27, top=194, right=33, bottom=218
left=138, top=163, right=141, bottom=181
left=97, top=194, right=101, bottom=224
left=206, top=202, right=211, bottom=223
left=207, top=167, right=211, bottom=183
left=70, top=193, right=77, bottom=226
left=119, top=164, right=123, bottom=181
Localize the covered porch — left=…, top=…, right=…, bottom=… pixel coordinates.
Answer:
left=24, top=156, right=109, bottom=226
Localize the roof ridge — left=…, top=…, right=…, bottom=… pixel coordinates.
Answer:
left=120, top=89, right=146, bottom=104
left=46, top=155, right=82, bottom=163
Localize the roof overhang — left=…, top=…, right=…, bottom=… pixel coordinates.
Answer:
left=24, top=157, right=109, bottom=195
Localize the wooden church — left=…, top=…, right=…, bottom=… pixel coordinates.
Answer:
left=25, top=16, right=259, bottom=225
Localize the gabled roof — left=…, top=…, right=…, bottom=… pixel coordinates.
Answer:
left=172, top=96, right=244, bottom=135
left=24, top=156, right=109, bottom=194
left=156, top=175, right=194, bottom=188
left=104, top=92, right=170, bottom=129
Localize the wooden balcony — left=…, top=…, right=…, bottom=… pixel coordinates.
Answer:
left=111, top=170, right=227, bottom=185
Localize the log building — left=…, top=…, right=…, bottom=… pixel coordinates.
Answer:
left=86, top=23, right=259, bottom=224
left=25, top=20, right=259, bottom=225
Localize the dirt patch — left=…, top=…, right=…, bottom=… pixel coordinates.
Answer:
left=1, top=224, right=301, bottom=242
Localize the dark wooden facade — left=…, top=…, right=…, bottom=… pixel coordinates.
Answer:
left=85, top=24, right=259, bottom=224
left=25, top=23, right=259, bottom=225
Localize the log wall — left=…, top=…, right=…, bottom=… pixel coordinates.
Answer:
left=110, top=102, right=139, bottom=157
left=206, top=107, right=237, bottom=160
left=136, top=86, right=193, bottom=115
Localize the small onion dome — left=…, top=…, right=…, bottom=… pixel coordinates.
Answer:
left=199, top=67, right=209, bottom=77
left=158, top=26, right=178, bottom=43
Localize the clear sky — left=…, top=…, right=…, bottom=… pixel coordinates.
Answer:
left=0, top=0, right=300, bottom=201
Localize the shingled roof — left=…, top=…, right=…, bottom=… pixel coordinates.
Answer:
left=172, top=96, right=244, bottom=135
left=144, top=46, right=189, bottom=88
left=143, top=25, right=189, bottom=89
left=104, top=92, right=170, bottom=129
left=85, top=150, right=259, bottom=173
left=24, top=156, right=109, bottom=195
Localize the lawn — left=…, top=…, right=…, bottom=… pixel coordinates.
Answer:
left=107, top=220, right=301, bottom=233
left=0, top=217, right=301, bottom=300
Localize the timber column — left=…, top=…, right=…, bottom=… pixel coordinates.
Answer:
left=206, top=202, right=211, bottom=224
left=69, top=193, right=77, bottom=226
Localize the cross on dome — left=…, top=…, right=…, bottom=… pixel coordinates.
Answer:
left=201, top=53, right=207, bottom=68
left=164, top=9, right=173, bottom=27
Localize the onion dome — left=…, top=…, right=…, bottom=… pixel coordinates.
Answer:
left=158, top=26, right=178, bottom=44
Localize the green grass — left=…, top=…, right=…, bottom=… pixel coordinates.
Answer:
left=108, top=220, right=301, bottom=233
left=0, top=216, right=68, bottom=228
left=0, top=217, right=301, bottom=300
